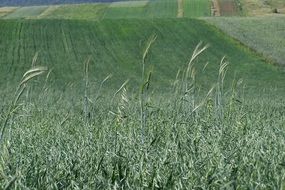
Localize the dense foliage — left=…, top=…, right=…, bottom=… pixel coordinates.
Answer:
left=1, top=0, right=285, bottom=189
left=1, top=39, right=285, bottom=188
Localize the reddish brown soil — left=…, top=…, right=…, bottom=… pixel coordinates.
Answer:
left=218, top=0, right=238, bottom=16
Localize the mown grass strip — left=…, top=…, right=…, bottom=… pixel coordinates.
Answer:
left=109, top=0, right=149, bottom=8
left=4, top=6, right=49, bottom=19
left=42, top=3, right=108, bottom=20
left=0, top=7, right=18, bottom=18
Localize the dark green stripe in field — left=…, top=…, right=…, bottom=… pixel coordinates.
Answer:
left=0, top=19, right=284, bottom=95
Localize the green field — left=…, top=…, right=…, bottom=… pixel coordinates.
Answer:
left=206, top=15, right=285, bottom=66
left=184, top=0, right=211, bottom=17
left=1, top=18, right=285, bottom=188
left=0, top=19, right=283, bottom=93
left=1, top=0, right=285, bottom=189
left=0, top=0, right=212, bottom=19
left=103, top=1, right=149, bottom=19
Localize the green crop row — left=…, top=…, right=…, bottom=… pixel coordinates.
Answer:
left=0, top=19, right=283, bottom=94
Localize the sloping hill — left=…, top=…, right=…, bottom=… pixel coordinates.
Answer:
left=0, top=19, right=284, bottom=95
left=1, top=2, right=285, bottom=189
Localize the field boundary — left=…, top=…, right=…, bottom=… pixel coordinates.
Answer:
left=211, top=0, right=221, bottom=16
left=177, top=0, right=184, bottom=18
left=37, top=5, right=60, bottom=18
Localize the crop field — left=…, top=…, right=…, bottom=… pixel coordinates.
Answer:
left=109, top=0, right=149, bottom=7
left=240, top=0, right=285, bottom=15
left=3, top=6, right=49, bottom=19
left=1, top=0, right=285, bottom=189
left=36, top=5, right=61, bottom=18
left=0, top=0, right=137, bottom=6
left=146, top=0, right=178, bottom=18
left=206, top=15, right=285, bottom=66
left=104, top=1, right=149, bottom=19
left=0, top=7, right=18, bottom=18
left=183, top=0, right=211, bottom=17
left=0, top=0, right=212, bottom=19
left=42, top=1, right=149, bottom=20
left=1, top=18, right=285, bottom=188
left=42, top=3, right=108, bottom=20
left=216, top=0, right=240, bottom=16
left=0, top=19, right=283, bottom=92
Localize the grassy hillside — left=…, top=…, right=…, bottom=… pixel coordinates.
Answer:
left=206, top=16, right=285, bottom=66
left=0, top=19, right=283, bottom=95
left=1, top=18, right=285, bottom=189
left=1, top=1, right=285, bottom=189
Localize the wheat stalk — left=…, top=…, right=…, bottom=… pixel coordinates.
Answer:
left=0, top=66, right=47, bottom=144
left=140, top=34, right=157, bottom=144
